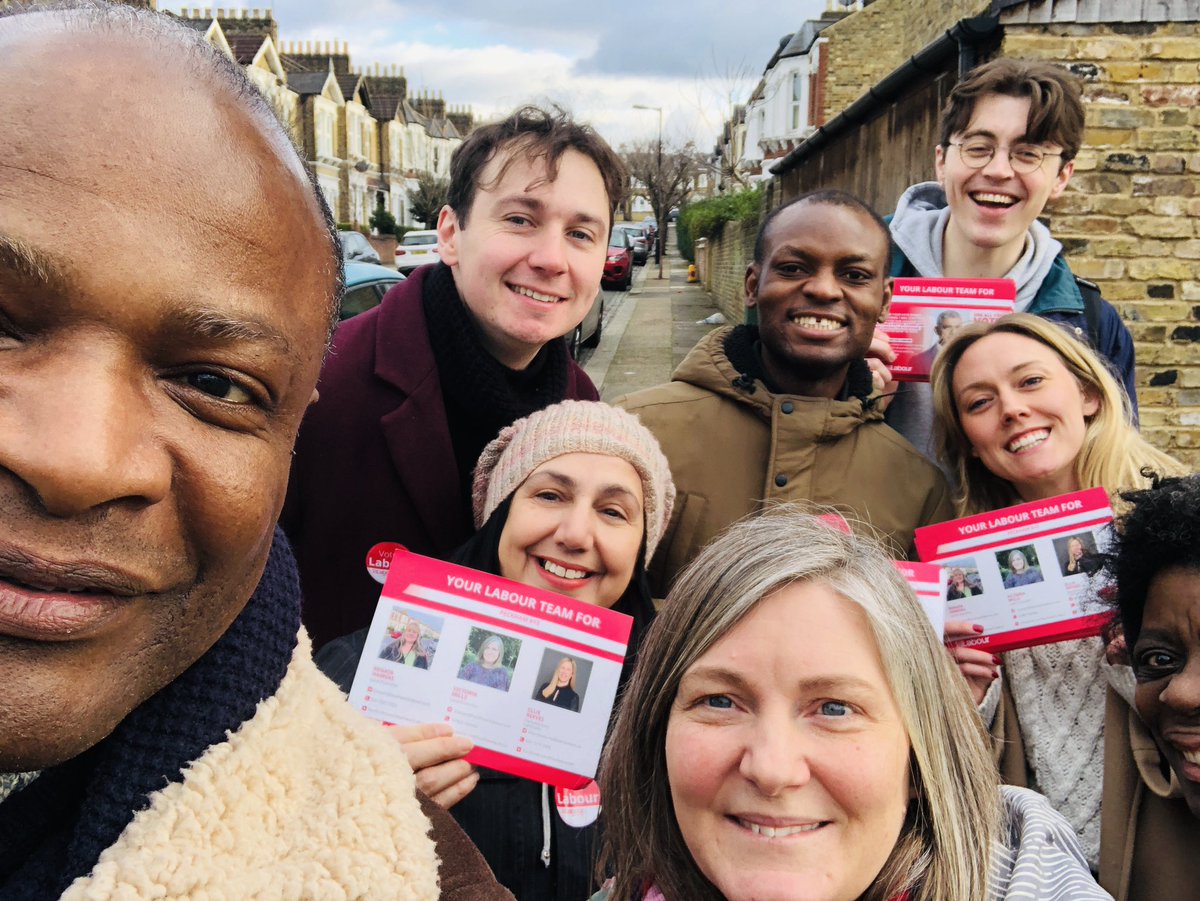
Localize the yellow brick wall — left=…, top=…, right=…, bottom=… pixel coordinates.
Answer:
left=700, top=218, right=757, bottom=324
left=823, top=0, right=989, bottom=117
left=1003, top=23, right=1200, bottom=465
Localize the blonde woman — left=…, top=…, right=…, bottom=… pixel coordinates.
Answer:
left=930, top=312, right=1186, bottom=870
left=596, top=508, right=1106, bottom=900
left=537, top=657, right=580, bottom=711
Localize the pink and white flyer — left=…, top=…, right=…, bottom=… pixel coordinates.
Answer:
left=914, top=488, right=1114, bottom=653
left=348, top=548, right=632, bottom=790
left=884, top=277, right=1016, bottom=382
left=893, top=560, right=948, bottom=637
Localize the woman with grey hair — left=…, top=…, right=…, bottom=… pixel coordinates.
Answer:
left=595, top=507, right=1109, bottom=901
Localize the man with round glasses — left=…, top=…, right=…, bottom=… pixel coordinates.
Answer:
left=883, top=57, right=1135, bottom=460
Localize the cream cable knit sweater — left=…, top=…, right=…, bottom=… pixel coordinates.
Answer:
left=1005, top=636, right=1107, bottom=869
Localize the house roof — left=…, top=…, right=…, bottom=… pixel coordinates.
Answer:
left=778, top=20, right=826, bottom=59
left=228, top=34, right=267, bottom=66
left=336, top=73, right=365, bottom=104
left=991, top=0, right=1200, bottom=21
left=760, top=12, right=840, bottom=76
left=287, top=71, right=331, bottom=97
left=370, top=91, right=404, bottom=121
left=175, top=17, right=211, bottom=32
left=399, top=100, right=428, bottom=127
left=426, top=117, right=460, bottom=140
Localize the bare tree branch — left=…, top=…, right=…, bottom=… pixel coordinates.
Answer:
left=621, top=138, right=700, bottom=275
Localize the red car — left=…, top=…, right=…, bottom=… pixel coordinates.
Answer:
left=602, top=228, right=634, bottom=290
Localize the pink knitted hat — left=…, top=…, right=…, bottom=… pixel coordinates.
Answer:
left=472, top=401, right=676, bottom=563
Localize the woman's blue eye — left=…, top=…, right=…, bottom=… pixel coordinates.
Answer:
left=819, top=701, right=849, bottom=717
left=703, top=695, right=733, bottom=709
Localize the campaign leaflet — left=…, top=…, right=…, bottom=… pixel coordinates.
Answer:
left=893, top=561, right=947, bottom=638
left=348, top=548, right=632, bottom=790
left=819, top=515, right=947, bottom=637
left=913, top=488, right=1114, bottom=654
left=884, top=277, right=1016, bottom=382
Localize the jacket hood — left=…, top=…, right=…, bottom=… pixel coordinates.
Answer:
left=889, top=181, right=1064, bottom=313
left=671, top=326, right=882, bottom=439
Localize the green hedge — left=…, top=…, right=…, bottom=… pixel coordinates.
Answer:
left=677, top=187, right=764, bottom=263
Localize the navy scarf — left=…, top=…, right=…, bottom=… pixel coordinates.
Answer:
left=0, top=529, right=301, bottom=900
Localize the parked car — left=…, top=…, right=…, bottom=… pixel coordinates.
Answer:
left=338, top=230, right=381, bottom=265
left=340, top=261, right=405, bottom=320
left=602, top=228, right=634, bottom=290
left=394, top=229, right=441, bottom=273
left=613, top=223, right=648, bottom=265
left=567, top=292, right=603, bottom=360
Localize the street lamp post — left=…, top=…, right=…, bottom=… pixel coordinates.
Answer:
left=633, top=103, right=664, bottom=278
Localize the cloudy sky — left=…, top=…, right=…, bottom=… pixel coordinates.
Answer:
left=173, top=1, right=833, bottom=150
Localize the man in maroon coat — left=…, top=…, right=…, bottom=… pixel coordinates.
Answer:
left=283, top=106, right=627, bottom=649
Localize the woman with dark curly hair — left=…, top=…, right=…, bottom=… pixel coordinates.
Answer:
left=1101, top=474, right=1200, bottom=900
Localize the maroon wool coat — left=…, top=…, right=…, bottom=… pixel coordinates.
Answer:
left=281, top=266, right=598, bottom=649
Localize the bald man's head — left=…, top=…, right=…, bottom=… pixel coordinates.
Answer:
left=0, top=0, right=343, bottom=335
left=0, top=2, right=342, bottom=770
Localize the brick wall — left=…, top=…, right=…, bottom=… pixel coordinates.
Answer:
left=823, top=0, right=988, bottom=118
left=700, top=218, right=757, bottom=324
left=1002, top=22, right=1200, bottom=465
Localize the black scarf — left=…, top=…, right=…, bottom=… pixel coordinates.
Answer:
left=0, top=530, right=301, bottom=900
left=422, top=263, right=573, bottom=494
left=722, top=324, right=876, bottom=403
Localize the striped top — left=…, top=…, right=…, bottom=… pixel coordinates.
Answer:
left=592, top=785, right=1111, bottom=900
left=989, top=786, right=1113, bottom=900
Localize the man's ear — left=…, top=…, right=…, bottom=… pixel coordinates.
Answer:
left=934, top=144, right=947, bottom=186
left=878, top=277, right=893, bottom=323
left=435, top=205, right=459, bottom=265
left=744, top=263, right=760, bottom=308
left=1049, top=159, right=1074, bottom=201
left=308, top=388, right=320, bottom=408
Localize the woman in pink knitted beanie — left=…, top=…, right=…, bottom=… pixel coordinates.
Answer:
left=398, top=400, right=675, bottom=901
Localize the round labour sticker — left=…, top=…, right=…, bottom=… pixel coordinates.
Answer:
left=555, top=780, right=601, bottom=828
left=365, top=542, right=405, bottom=585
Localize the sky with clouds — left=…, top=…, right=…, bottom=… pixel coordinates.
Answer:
left=176, top=1, right=833, bottom=150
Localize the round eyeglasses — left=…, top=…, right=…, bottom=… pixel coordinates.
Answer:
left=949, top=140, right=1063, bottom=174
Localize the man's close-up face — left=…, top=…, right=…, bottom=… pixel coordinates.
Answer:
left=935, top=93, right=1073, bottom=264
left=436, top=146, right=610, bottom=370
left=0, top=24, right=333, bottom=770
left=745, top=201, right=891, bottom=398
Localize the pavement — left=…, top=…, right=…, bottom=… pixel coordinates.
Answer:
left=581, top=245, right=725, bottom=401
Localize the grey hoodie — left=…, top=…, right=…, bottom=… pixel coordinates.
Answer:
left=885, top=182, right=1064, bottom=461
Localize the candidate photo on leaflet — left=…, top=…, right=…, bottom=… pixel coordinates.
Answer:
left=1101, top=475, right=1200, bottom=901
left=930, top=312, right=1186, bottom=874
left=595, top=507, right=1109, bottom=901
left=457, top=632, right=516, bottom=691
left=1000, top=547, right=1044, bottom=589
left=1056, top=532, right=1097, bottom=576
left=316, top=400, right=675, bottom=901
left=948, top=565, right=979, bottom=600
left=283, top=106, right=626, bottom=651
left=535, top=655, right=583, bottom=712
left=0, top=4, right=511, bottom=899
left=381, top=616, right=433, bottom=668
